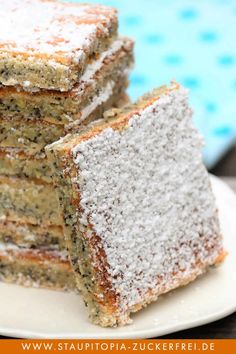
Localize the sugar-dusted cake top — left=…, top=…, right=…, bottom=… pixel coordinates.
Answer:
left=0, top=0, right=117, bottom=62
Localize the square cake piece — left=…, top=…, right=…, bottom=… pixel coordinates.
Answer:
left=46, top=82, right=225, bottom=327
left=0, top=0, right=117, bottom=91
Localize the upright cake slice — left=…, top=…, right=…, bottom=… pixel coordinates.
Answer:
left=0, top=0, right=117, bottom=91
left=46, top=82, right=225, bottom=327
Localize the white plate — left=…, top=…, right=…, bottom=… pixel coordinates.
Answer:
left=0, top=176, right=235, bottom=339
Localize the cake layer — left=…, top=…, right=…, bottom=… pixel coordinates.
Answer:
left=47, top=82, right=225, bottom=327
left=0, top=119, right=64, bottom=155
left=0, top=219, right=65, bottom=250
left=0, top=151, right=54, bottom=183
left=0, top=91, right=130, bottom=180
left=0, top=243, right=75, bottom=291
left=0, top=37, right=133, bottom=124
left=0, top=0, right=118, bottom=91
left=0, top=176, right=62, bottom=226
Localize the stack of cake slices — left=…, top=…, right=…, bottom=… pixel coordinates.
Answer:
left=0, top=0, right=134, bottom=291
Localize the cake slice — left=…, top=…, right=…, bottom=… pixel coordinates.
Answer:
left=46, top=82, right=225, bottom=327
left=0, top=0, right=117, bottom=91
left=0, top=37, right=133, bottom=124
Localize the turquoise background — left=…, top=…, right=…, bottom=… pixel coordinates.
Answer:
left=71, top=0, right=236, bottom=168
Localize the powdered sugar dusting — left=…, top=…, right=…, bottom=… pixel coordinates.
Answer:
left=72, top=86, right=222, bottom=311
left=0, top=0, right=116, bottom=58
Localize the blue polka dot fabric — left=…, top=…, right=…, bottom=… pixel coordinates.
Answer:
left=71, top=0, right=236, bottom=168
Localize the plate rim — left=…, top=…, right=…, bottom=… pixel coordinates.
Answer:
left=0, top=305, right=235, bottom=339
